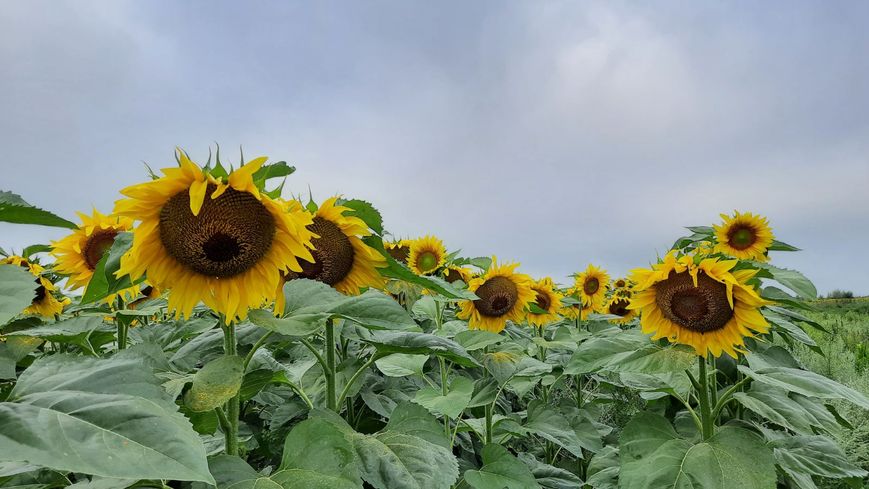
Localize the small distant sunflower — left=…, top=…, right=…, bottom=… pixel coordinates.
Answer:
left=442, top=265, right=473, bottom=284
left=560, top=290, right=594, bottom=321
left=575, top=264, right=609, bottom=307
left=51, top=209, right=140, bottom=302
left=278, top=197, right=386, bottom=308
left=2, top=256, right=69, bottom=317
left=114, top=150, right=317, bottom=322
left=457, top=257, right=534, bottom=333
left=713, top=211, right=774, bottom=262
left=407, top=235, right=447, bottom=276
left=629, top=251, right=770, bottom=357
left=385, top=240, right=411, bottom=264
left=606, top=296, right=636, bottom=325
left=527, top=277, right=563, bottom=327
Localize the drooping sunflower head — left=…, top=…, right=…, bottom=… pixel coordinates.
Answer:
left=2, top=256, right=69, bottom=318
left=51, top=209, right=141, bottom=302
left=279, top=197, right=386, bottom=304
left=713, top=211, right=774, bottom=262
left=457, top=257, right=535, bottom=333
left=385, top=239, right=411, bottom=264
left=606, top=296, right=636, bottom=325
left=407, top=235, right=447, bottom=276
left=114, top=150, right=317, bottom=322
left=628, top=251, right=770, bottom=357
left=575, top=264, right=609, bottom=307
left=442, top=264, right=473, bottom=284
left=527, top=277, right=564, bottom=327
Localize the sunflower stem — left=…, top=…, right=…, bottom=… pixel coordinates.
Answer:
left=439, top=356, right=451, bottom=439
left=484, top=403, right=494, bottom=445
left=697, top=355, right=714, bottom=440
left=116, top=297, right=128, bottom=350
left=337, top=352, right=381, bottom=407
left=325, top=317, right=338, bottom=411
left=220, top=320, right=240, bottom=456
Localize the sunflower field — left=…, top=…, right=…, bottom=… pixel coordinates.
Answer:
left=0, top=150, right=867, bottom=489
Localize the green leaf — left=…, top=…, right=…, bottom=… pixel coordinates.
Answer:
left=4, top=316, right=115, bottom=353
left=768, top=239, right=801, bottom=252
left=733, top=387, right=842, bottom=435
left=0, top=265, right=38, bottom=325
left=375, top=353, right=428, bottom=378
left=619, top=412, right=775, bottom=489
left=755, top=263, right=817, bottom=300
left=517, top=452, right=583, bottom=489
left=412, top=376, right=474, bottom=419
left=184, top=355, right=245, bottom=412
left=455, top=330, right=505, bottom=351
left=341, top=199, right=383, bottom=235
left=279, top=418, right=361, bottom=486
left=0, top=355, right=213, bottom=483
left=523, top=401, right=602, bottom=457
left=81, top=233, right=141, bottom=305
left=564, top=331, right=695, bottom=375
left=358, top=330, right=480, bottom=367
left=252, top=161, right=295, bottom=187
left=463, top=444, right=541, bottom=489
left=764, top=311, right=821, bottom=354
left=738, top=365, right=869, bottom=409
left=771, top=435, right=867, bottom=481
left=384, top=402, right=450, bottom=448
left=202, top=455, right=258, bottom=489
left=0, top=191, right=76, bottom=229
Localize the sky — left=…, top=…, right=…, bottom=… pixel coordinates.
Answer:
left=1, top=1, right=868, bottom=296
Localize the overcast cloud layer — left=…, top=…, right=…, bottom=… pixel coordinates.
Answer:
left=2, top=1, right=868, bottom=295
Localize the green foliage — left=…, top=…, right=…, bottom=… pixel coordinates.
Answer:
left=0, top=264, right=39, bottom=325
left=0, top=191, right=77, bottom=229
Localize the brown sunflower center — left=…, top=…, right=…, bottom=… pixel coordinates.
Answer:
left=292, top=216, right=355, bottom=285
left=159, top=185, right=276, bottom=278
left=33, top=281, right=46, bottom=303
left=615, top=279, right=626, bottom=288
left=609, top=299, right=630, bottom=317
left=388, top=244, right=410, bottom=263
left=654, top=270, right=733, bottom=333
left=444, top=268, right=465, bottom=283
left=727, top=225, right=757, bottom=250
left=534, top=290, right=551, bottom=312
left=583, top=277, right=600, bottom=295
left=83, top=230, right=119, bottom=270
left=474, top=276, right=518, bottom=317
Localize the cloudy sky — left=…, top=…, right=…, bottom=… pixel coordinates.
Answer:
left=2, top=1, right=868, bottom=295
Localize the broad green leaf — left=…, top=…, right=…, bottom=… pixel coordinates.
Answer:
left=755, top=263, right=817, bottom=300
left=619, top=412, right=775, bottom=489
left=185, top=355, right=245, bottom=412
left=463, top=444, right=541, bottom=489
left=771, top=435, right=867, bottom=481
left=340, top=199, right=383, bottom=235
left=247, top=309, right=325, bottom=337
left=764, top=311, right=820, bottom=353
left=81, top=233, right=141, bottom=304
left=517, top=452, right=583, bottom=489
left=0, top=355, right=213, bottom=483
left=738, top=365, right=869, bottom=409
left=523, top=401, right=602, bottom=457
left=384, top=402, right=450, bottom=448
left=484, top=353, right=551, bottom=385
left=358, top=330, right=480, bottom=367
left=768, top=239, right=801, bottom=251
left=455, top=330, right=505, bottom=351
left=279, top=418, right=361, bottom=485
left=201, top=455, right=258, bottom=489
left=375, top=353, right=428, bottom=377
left=565, top=332, right=696, bottom=375
left=5, top=316, right=115, bottom=352
left=0, top=265, right=38, bottom=325
left=412, top=376, right=474, bottom=419
left=585, top=446, right=619, bottom=489
left=733, top=387, right=841, bottom=435
left=0, top=191, right=76, bottom=229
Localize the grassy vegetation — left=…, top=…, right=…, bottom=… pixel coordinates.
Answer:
left=790, top=297, right=869, bottom=488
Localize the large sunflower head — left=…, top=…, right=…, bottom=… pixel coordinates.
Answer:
left=606, top=296, right=636, bottom=325
left=407, top=235, right=447, bottom=276
left=385, top=239, right=411, bottom=264
left=2, top=256, right=70, bottom=318
left=628, top=251, right=770, bottom=357
left=279, top=196, right=386, bottom=303
left=457, top=257, right=535, bottom=333
left=113, top=150, right=317, bottom=322
left=442, top=264, right=473, bottom=284
left=51, top=209, right=141, bottom=303
left=575, top=264, right=609, bottom=307
left=527, top=277, right=564, bottom=327
left=713, top=211, right=774, bottom=262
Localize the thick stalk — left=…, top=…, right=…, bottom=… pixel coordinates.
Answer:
left=439, top=356, right=451, bottom=438
left=116, top=297, right=128, bottom=350
left=221, top=321, right=240, bottom=455
left=325, top=318, right=338, bottom=411
left=484, top=404, right=494, bottom=445
left=697, top=355, right=714, bottom=440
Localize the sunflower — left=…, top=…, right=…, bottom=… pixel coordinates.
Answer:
left=575, top=264, right=609, bottom=308
left=605, top=296, right=636, bottom=325
left=527, top=277, right=563, bottom=327
left=277, top=196, right=386, bottom=309
left=442, top=265, right=473, bottom=284
left=713, top=211, right=774, bottom=262
left=560, top=289, right=594, bottom=321
left=113, top=150, right=317, bottom=322
left=2, top=256, right=69, bottom=317
left=407, top=235, right=447, bottom=276
left=457, top=257, right=535, bottom=333
left=51, top=209, right=140, bottom=302
left=385, top=239, right=411, bottom=264
left=628, top=251, right=770, bottom=357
